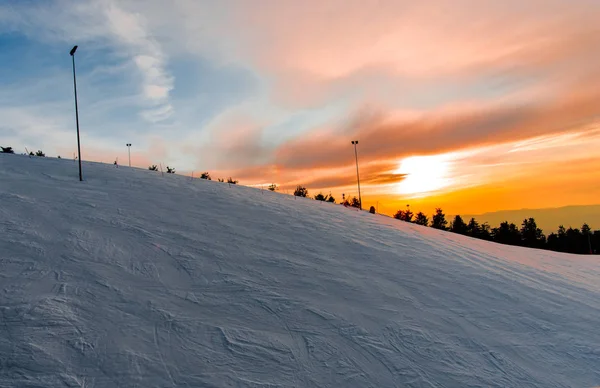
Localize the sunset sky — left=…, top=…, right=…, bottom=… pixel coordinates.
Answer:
left=1, top=0, right=600, bottom=221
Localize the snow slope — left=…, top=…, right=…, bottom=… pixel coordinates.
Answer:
left=1, top=153, right=599, bottom=388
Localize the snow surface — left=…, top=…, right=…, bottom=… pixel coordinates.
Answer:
left=1, top=153, right=599, bottom=388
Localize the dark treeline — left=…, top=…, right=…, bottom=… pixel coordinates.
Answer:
left=395, top=207, right=599, bottom=255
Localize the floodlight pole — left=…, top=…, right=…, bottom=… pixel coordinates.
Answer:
left=126, top=143, right=132, bottom=167
left=351, top=140, right=362, bottom=210
left=70, top=45, right=83, bottom=181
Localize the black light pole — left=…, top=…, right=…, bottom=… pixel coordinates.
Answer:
left=351, top=140, right=362, bottom=210
left=70, top=45, right=83, bottom=181
left=126, top=143, right=132, bottom=167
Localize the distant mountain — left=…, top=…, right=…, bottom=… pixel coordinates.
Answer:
left=458, top=205, right=600, bottom=234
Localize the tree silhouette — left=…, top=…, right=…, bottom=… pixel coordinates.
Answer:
left=327, top=194, right=336, bottom=203
left=349, top=196, right=361, bottom=208
left=1, top=146, right=14, bottom=154
left=592, top=230, right=599, bottom=254
left=520, top=218, right=545, bottom=248
left=35, top=150, right=45, bottom=157
left=314, top=193, right=327, bottom=201
left=227, top=177, right=238, bottom=184
left=491, top=221, right=521, bottom=246
left=268, top=184, right=277, bottom=191
left=166, top=166, right=175, bottom=173
left=450, top=215, right=468, bottom=234
left=294, top=185, right=308, bottom=197
left=403, top=205, right=413, bottom=222
left=430, top=208, right=448, bottom=230
left=479, top=222, right=492, bottom=241
left=582, top=223, right=593, bottom=254
left=394, top=205, right=413, bottom=222
left=546, top=232, right=559, bottom=251
left=466, top=218, right=480, bottom=238
left=565, top=227, right=582, bottom=253
left=200, top=172, right=211, bottom=180
left=217, top=178, right=224, bottom=182
left=148, top=165, right=158, bottom=171
left=414, top=212, right=429, bottom=226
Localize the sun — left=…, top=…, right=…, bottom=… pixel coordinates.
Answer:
left=395, top=154, right=453, bottom=196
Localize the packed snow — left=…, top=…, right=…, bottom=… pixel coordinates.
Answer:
left=1, top=153, right=599, bottom=388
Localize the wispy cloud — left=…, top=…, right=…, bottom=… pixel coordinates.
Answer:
left=2, top=0, right=600, bottom=213
left=103, top=2, right=174, bottom=122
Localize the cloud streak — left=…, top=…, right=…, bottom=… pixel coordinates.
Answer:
left=2, top=0, right=600, bottom=214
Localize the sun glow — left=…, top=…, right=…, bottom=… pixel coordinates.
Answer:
left=395, top=154, right=455, bottom=196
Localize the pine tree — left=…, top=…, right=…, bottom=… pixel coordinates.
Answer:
left=466, top=218, right=480, bottom=238
left=294, top=185, right=308, bottom=197
left=314, top=193, right=326, bottom=201
left=414, top=212, right=429, bottom=226
left=450, top=215, right=467, bottom=234
left=520, top=218, right=545, bottom=248
left=431, top=208, right=448, bottom=230
left=582, top=223, right=593, bottom=254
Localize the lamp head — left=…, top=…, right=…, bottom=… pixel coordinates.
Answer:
left=70, top=45, right=78, bottom=56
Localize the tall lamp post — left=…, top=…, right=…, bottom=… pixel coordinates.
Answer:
left=351, top=140, right=362, bottom=210
left=126, top=143, right=132, bottom=167
left=70, top=45, right=83, bottom=181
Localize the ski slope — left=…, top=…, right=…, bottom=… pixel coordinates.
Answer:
left=1, top=153, right=599, bottom=388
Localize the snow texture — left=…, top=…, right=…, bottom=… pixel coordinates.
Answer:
left=1, top=153, right=599, bottom=388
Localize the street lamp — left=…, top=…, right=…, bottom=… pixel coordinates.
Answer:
left=126, top=143, right=132, bottom=167
left=351, top=140, right=362, bottom=210
left=70, top=45, right=83, bottom=181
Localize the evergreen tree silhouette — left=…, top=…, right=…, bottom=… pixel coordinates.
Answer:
left=450, top=215, right=467, bottom=234
left=414, top=212, right=429, bottom=226
left=582, top=224, right=593, bottom=254
left=431, top=208, right=448, bottom=230
left=479, top=223, right=492, bottom=241
left=466, top=218, right=480, bottom=238
left=314, top=193, right=327, bottom=201
left=294, top=185, right=308, bottom=197
left=520, top=218, right=545, bottom=248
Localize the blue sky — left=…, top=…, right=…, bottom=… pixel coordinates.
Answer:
left=0, top=0, right=364, bottom=172
left=1, top=0, right=600, bottom=217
